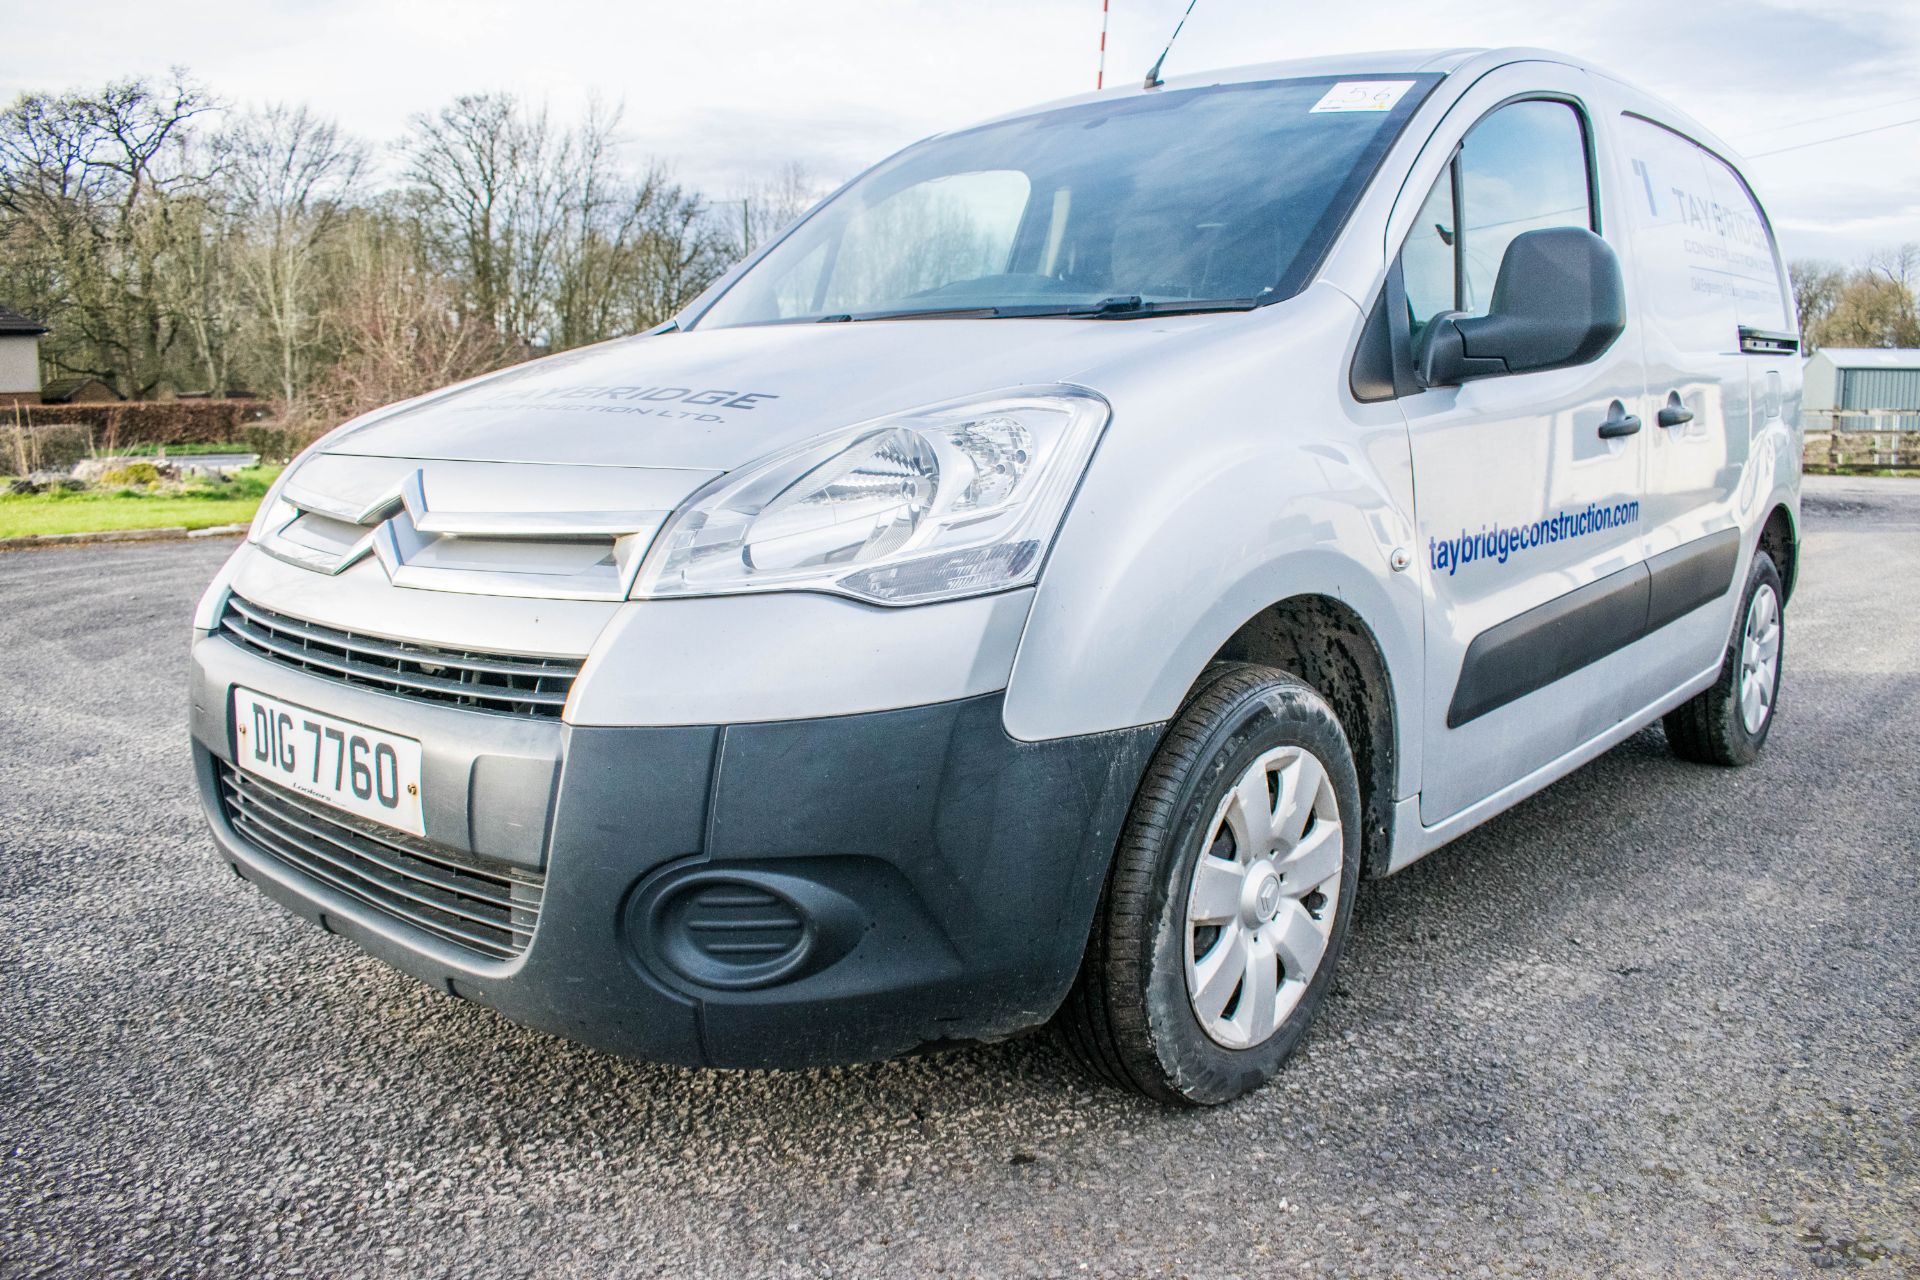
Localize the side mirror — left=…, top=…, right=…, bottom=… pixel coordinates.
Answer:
left=1415, top=226, right=1627, bottom=387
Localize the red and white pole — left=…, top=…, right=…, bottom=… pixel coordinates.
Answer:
left=1097, top=0, right=1110, bottom=89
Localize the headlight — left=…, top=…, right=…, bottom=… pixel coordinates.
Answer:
left=632, top=387, right=1110, bottom=605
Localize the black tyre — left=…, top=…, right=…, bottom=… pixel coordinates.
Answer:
left=1664, top=552, right=1785, bottom=767
left=1055, top=663, right=1363, bottom=1106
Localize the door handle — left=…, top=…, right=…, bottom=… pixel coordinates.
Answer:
left=1598, top=401, right=1642, bottom=438
left=1657, top=392, right=1694, bottom=428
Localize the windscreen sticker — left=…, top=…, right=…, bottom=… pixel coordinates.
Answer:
left=1309, top=80, right=1416, bottom=114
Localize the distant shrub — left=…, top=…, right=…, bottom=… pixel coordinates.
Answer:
left=18, top=399, right=275, bottom=448
left=99, top=461, right=165, bottom=487
left=240, top=423, right=321, bottom=463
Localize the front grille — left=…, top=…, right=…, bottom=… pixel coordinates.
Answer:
left=219, top=594, right=579, bottom=718
left=219, top=764, right=543, bottom=961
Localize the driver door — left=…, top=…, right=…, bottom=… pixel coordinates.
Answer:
left=1394, top=85, right=1651, bottom=824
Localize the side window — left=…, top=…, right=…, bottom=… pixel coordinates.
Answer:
left=1394, top=99, right=1594, bottom=334
left=1616, top=116, right=1730, bottom=356
left=1696, top=151, right=1792, bottom=333
left=1455, top=101, right=1594, bottom=314
left=1617, top=115, right=1792, bottom=345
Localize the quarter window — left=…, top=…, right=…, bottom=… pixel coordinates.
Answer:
left=1400, top=167, right=1457, bottom=339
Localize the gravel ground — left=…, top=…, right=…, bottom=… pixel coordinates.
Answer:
left=2, top=476, right=1916, bottom=1279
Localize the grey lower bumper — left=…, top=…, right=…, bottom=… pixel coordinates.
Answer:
left=191, top=632, right=1162, bottom=1067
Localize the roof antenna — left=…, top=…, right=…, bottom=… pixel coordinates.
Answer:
left=1096, top=0, right=1111, bottom=90
left=1143, top=0, right=1201, bottom=90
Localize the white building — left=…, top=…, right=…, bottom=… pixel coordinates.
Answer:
left=0, top=307, right=45, bottom=406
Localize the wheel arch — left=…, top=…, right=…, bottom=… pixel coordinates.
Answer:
left=1758, top=502, right=1799, bottom=603
left=1208, top=594, right=1400, bottom=879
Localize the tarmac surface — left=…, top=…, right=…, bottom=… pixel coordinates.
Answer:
left=2, top=475, right=1915, bottom=1278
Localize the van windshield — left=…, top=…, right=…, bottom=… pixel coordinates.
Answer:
left=694, top=74, right=1439, bottom=329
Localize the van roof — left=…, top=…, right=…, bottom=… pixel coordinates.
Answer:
left=964, top=46, right=1741, bottom=175
left=971, top=47, right=1590, bottom=128
left=1150, top=47, right=1497, bottom=85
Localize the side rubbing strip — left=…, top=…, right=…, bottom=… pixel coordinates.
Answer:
left=1645, top=527, right=1741, bottom=633
left=1448, top=562, right=1650, bottom=728
left=1447, top=529, right=1744, bottom=728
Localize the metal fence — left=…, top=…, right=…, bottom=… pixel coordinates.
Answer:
left=1805, top=409, right=1920, bottom=472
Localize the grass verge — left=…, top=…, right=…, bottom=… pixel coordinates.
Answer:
left=97, top=442, right=262, bottom=457
left=0, top=466, right=280, bottom=539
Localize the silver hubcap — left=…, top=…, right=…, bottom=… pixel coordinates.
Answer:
left=1738, top=585, right=1781, bottom=735
left=1183, top=746, right=1344, bottom=1050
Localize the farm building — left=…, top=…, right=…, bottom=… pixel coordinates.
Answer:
left=1804, top=347, right=1920, bottom=431
left=0, top=307, right=46, bottom=407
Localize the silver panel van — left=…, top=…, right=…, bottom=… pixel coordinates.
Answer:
left=190, top=47, right=1801, bottom=1104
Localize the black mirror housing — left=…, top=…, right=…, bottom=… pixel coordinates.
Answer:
left=1417, top=227, right=1627, bottom=387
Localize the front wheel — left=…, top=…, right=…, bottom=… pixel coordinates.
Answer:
left=1664, top=551, right=1785, bottom=766
left=1054, top=664, right=1362, bottom=1106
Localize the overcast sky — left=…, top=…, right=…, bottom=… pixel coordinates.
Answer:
left=4, top=0, right=1917, bottom=264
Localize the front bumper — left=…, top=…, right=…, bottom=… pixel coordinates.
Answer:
left=190, top=630, right=1161, bottom=1067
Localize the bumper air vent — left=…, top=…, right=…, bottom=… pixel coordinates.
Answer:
left=218, top=763, right=543, bottom=962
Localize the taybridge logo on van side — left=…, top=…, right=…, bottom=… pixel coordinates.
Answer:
left=1429, top=499, right=1641, bottom=576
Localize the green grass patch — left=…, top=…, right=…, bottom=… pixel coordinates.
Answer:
left=0, top=465, right=281, bottom=539
left=97, top=441, right=261, bottom=457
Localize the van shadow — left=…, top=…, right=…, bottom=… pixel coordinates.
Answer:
left=282, top=722, right=1740, bottom=1166
left=215, top=694, right=1848, bottom=1247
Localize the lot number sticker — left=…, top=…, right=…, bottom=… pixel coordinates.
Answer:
left=1310, top=80, right=1416, bottom=113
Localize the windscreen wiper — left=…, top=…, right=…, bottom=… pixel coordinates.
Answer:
left=816, top=306, right=1007, bottom=322
left=1062, top=296, right=1263, bottom=319
left=816, top=296, right=1261, bottom=323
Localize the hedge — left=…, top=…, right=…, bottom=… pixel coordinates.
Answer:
left=5, top=401, right=319, bottom=470
left=8, top=399, right=275, bottom=445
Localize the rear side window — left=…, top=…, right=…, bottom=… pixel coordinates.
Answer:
left=1398, top=99, right=1596, bottom=334
left=1617, top=115, right=1792, bottom=344
left=1697, top=150, right=1792, bottom=333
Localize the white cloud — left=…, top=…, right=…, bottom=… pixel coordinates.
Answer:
left=1, top=0, right=1916, bottom=260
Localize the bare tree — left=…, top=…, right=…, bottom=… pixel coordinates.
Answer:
left=1790, top=259, right=1846, bottom=352
left=739, top=160, right=824, bottom=256
left=1865, top=242, right=1920, bottom=296
left=401, top=93, right=513, bottom=329
left=225, top=104, right=365, bottom=402
left=295, top=204, right=516, bottom=427
left=0, top=71, right=755, bottom=421
left=0, top=71, right=214, bottom=396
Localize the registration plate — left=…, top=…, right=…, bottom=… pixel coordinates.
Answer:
left=233, top=688, right=426, bottom=836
